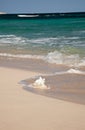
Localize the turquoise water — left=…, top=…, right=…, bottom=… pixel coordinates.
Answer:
left=0, top=15, right=85, bottom=103
left=0, top=17, right=85, bottom=67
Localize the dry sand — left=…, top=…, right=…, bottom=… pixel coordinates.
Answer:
left=0, top=67, right=85, bottom=130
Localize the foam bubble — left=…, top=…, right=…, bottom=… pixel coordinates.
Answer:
left=32, top=77, right=48, bottom=89
left=67, top=69, right=85, bottom=74
left=45, top=51, right=85, bottom=67
left=0, top=51, right=85, bottom=67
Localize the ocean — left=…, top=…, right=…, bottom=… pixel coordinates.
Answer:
left=0, top=14, right=85, bottom=104
left=0, top=15, right=85, bottom=67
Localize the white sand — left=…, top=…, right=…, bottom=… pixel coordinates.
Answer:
left=0, top=67, right=85, bottom=130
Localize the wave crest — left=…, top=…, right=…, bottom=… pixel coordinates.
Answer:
left=45, top=51, right=85, bottom=67
left=0, top=51, right=85, bottom=67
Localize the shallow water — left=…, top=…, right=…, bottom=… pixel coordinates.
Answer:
left=0, top=17, right=85, bottom=68
left=0, top=16, right=85, bottom=104
left=20, top=72, right=85, bottom=105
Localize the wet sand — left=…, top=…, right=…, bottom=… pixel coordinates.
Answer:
left=0, top=57, right=69, bottom=73
left=0, top=57, right=85, bottom=105
left=0, top=57, right=85, bottom=130
left=23, top=74, right=85, bottom=105
left=0, top=67, right=85, bottom=130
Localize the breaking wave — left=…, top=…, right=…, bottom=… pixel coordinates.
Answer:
left=0, top=35, right=27, bottom=45
left=0, top=34, right=85, bottom=67
left=0, top=34, right=84, bottom=47
left=45, top=51, right=85, bottom=67
left=0, top=51, right=85, bottom=67
left=54, top=68, right=85, bottom=75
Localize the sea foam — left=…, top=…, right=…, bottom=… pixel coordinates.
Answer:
left=0, top=51, right=85, bottom=67
left=32, top=76, right=48, bottom=89
left=67, top=68, right=85, bottom=74
left=45, top=51, right=85, bottom=67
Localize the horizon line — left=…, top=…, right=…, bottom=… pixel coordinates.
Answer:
left=0, top=11, right=85, bottom=15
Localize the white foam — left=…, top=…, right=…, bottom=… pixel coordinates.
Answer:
left=0, top=35, right=14, bottom=38
left=0, top=50, right=85, bottom=67
left=0, top=53, right=44, bottom=60
left=0, top=35, right=84, bottom=49
left=0, top=35, right=27, bottom=45
left=27, top=37, right=59, bottom=44
left=0, top=35, right=61, bottom=45
left=67, top=69, right=85, bottom=74
left=78, top=59, right=85, bottom=66
left=54, top=69, right=85, bottom=75
left=32, top=77, right=48, bottom=89
left=44, top=51, right=85, bottom=67
left=18, top=15, right=39, bottom=18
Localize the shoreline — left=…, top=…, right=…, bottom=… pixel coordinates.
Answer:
left=0, top=66, right=85, bottom=130
left=0, top=57, right=70, bottom=73
left=22, top=73, right=85, bottom=105
left=0, top=57, right=85, bottom=105
left=0, top=14, right=85, bottom=130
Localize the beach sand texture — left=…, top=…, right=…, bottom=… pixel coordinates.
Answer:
left=0, top=67, right=85, bottom=130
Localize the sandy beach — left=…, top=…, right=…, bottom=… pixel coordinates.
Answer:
left=0, top=12, right=85, bottom=130
left=0, top=66, right=85, bottom=130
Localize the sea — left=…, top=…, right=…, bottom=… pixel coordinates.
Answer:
left=0, top=13, right=85, bottom=104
